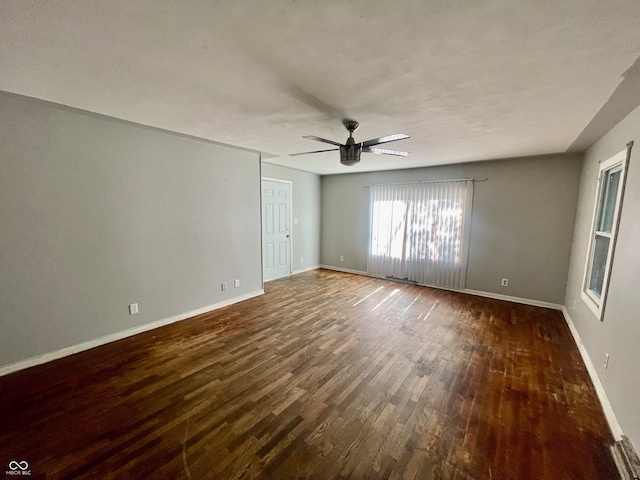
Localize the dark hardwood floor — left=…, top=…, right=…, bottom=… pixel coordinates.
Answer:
left=0, top=269, right=619, bottom=479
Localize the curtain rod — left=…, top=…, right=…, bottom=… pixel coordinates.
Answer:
left=363, top=177, right=487, bottom=188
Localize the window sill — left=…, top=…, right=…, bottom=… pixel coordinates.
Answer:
left=581, top=290, right=603, bottom=320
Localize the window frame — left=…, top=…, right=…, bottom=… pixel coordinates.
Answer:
left=581, top=146, right=631, bottom=320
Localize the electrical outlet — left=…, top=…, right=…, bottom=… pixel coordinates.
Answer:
left=221, top=282, right=228, bottom=291
left=501, top=278, right=509, bottom=287
left=340, top=256, right=344, bottom=262
left=300, top=256, right=304, bottom=263
left=234, top=279, right=240, bottom=288
left=604, top=353, right=609, bottom=369
left=129, top=303, right=139, bottom=315
left=571, top=299, right=576, bottom=310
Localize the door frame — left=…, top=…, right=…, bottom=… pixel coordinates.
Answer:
left=261, top=176, right=293, bottom=282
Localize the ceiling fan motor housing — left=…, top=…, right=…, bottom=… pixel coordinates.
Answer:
left=340, top=137, right=361, bottom=166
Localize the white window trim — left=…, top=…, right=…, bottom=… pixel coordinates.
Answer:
left=581, top=146, right=631, bottom=320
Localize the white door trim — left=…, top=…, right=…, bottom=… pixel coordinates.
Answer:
left=261, top=177, right=293, bottom=281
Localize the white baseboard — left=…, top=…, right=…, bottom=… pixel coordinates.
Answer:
left=561, top=307, right=623, bottom=440
left=320, top=265, right=369, bottom=276
left=0, top=289, right=265, bottom=377
left=292, top=265, right=321, bottom=275
left=265, top=265, right=320, bottom=282
left=319, top=267, right=563, bottom=310
left=462, top=289, right=563, bottom=310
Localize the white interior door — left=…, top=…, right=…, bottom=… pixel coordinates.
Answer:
left=262, top=179, right=291, bottom=281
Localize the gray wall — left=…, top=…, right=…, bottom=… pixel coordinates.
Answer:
left=564, top=104, right=640, bottom=450
left=262, top=163, right=321, bottom=273
left=321, top=154, right=583, bottom=304
left=0, top=92, right=262, bottom=369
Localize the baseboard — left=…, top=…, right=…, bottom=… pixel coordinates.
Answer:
left=0, top=289, right=265, bottom=377
left=462, top=289, right=563, bottom=310
left=265, top=265, right=320, bottom=282
left=561, top=306, right=623, bottom=440
left=292, top=265, right=321, bottom=275
left=320, top=265, right=369, bottom=276
left=319, top=267, right=563, bottom=310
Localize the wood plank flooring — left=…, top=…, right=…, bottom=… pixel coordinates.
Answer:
left=0, top=269, right=619, bottom=479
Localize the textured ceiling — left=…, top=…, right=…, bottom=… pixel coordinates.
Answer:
left=2, top=1, right=640, bottom=174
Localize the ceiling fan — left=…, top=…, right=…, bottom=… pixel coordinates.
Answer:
left=290, top=119, right=410, bottom=166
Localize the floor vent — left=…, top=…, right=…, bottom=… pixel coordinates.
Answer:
left=385, top=276, right=417, bottom=285
left=612, top=436, right=640, bottom=480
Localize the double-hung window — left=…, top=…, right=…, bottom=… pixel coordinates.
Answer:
left=582, top=146, right=631, bottom=319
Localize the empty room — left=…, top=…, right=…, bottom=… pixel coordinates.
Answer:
left=1, top=1, right=640, bottom=479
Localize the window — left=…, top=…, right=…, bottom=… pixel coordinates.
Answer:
left=368, top=180, right=473, bottom=289
left=582, top=146, right=631, bottom=319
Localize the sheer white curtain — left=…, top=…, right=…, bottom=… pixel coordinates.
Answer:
left=367, top=180, right=473, bottom=289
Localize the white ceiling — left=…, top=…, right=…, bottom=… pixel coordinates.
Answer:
left=2, top=1, right=640, bottom=175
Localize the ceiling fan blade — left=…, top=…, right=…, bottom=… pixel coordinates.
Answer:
left=303, top=135, right=342, bottom=146
left=361, top=133, right=410, bottom=148
left=289, top=148, right=339, bottom=157
left=363, top=147, right=409, bottom=157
